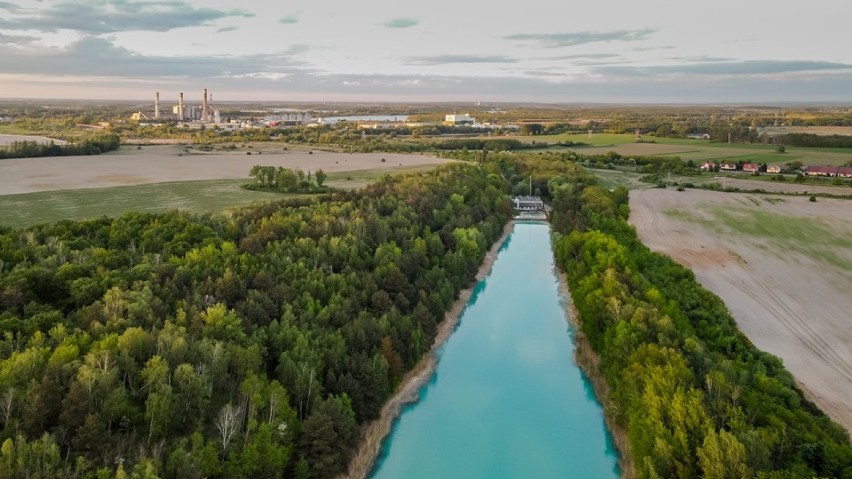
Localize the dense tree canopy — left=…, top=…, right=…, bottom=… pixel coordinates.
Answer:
left=0, top=163, right=510, bottom=478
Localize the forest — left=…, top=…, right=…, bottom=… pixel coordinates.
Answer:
left=2, top=146, right=851, bottom=478
left=0, top=134, right=121, bottom=160
left=0, top=163, right=511, bottom=478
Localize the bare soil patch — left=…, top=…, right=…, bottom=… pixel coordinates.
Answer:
left=630, top=188, right=852, bottom=432
left=0, top=134, right=67, bottom=146
left=0, top=145, right=454, bottom=195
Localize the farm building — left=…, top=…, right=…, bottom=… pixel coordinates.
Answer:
left=513, top=196, right=544, bottom=211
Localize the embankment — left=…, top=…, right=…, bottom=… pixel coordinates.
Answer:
left=556, top=268, right=634, bottom=478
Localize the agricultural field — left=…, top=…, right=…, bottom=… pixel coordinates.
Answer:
left=511, top=132, right=852, bottom=166
left=759, top=126, right=852, bottom=137
left=0, top=145, right=453, bottom=227
left=0, top=144, right=453, bottom=195
left=630, top=187, right=852, bottom=431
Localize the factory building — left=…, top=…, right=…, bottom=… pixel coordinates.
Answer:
left=444, top=113, right=476, bottom=126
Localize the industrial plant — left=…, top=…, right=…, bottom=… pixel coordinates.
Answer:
left=131, top=89, right=220, bottom=124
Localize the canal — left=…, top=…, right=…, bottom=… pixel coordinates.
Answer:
left=369, top=221, right=620, bottom=478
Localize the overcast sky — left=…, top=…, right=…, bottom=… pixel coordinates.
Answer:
left=1, top=0, right=851, bottom=103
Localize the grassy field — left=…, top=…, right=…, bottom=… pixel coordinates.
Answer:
left=501, top=133, right=852, bottom=166
left=0, top=179, right=284, bottom=229
left=665, top=204, right=852, bottom=270
left=0, top=165, right=440, bottom=229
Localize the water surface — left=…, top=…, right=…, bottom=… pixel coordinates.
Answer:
left=370, top=221, right=620, bottom=478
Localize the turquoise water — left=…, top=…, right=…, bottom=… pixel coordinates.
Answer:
left=370, top=222, right=620, bottom=479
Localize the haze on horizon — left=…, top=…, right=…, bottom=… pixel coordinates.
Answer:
left=1, top=0, right=851, bottom=104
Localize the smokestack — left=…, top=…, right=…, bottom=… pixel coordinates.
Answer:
left=202, top=88, right=208, bottom=122
left=154, top=92, right=160, bottom=118
left=179, top=92, right=184, bottom=120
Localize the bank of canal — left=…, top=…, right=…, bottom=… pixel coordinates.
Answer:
left=369, top=221, right=620, bottom=478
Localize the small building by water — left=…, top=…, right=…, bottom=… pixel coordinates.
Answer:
left=513, top=195, right=544, bottom=211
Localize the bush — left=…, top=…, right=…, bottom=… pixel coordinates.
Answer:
left=810, top=195, right=817, bottom=202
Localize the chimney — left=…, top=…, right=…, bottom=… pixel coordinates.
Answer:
left=154, top=92, right=160, bottom=118
left=179, top=92, right=184, bottom=120
left=202, top=88, right=208, bottom=122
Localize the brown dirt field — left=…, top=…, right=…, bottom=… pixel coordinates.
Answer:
left=761, top=126, right=852, bottom=137
left=714, top=177, right=852, bottom=196
left=0, top=145, right=454, bottom=195
left=630, top=188, right=852, bottom=432
left=0, top=134, right=67, bottom=146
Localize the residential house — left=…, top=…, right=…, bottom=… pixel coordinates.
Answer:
left=742, top=163, right=759, bottom=173
left=700, top=161, right=715, bottom=171
left=767, top=164, right=782, bottom=174
left=719, top=163, right=737, bottom=171
left=805, top=166, right=839, bottom=177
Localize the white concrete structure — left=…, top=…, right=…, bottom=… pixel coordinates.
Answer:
left=513, top=196, right=544, bottom=211
left=444, top=113, right=475, bottom=125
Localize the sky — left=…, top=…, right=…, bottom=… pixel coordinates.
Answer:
left=1, top=0, right=851, bottom=103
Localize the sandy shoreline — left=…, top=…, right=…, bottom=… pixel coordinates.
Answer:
left=341, top=220, right=515, bottom=479
left=555, top=268, right=634, bottom=478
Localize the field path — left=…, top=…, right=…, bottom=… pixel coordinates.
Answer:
left=630, top=188, right=852, bottom=432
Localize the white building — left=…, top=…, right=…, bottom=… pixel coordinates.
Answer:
left=444, top=113, right=475, bottom=126
left=513, top=196, right=544, bottom=211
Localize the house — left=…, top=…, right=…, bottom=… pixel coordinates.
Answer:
left=700, top=161, right=715, bottom=171
left=805, top=166, right=839, bottom=177
left=513, top=196, right=544, bottom=211
left=837, top=167, right=852, bottom=178
left=767, top=164, right=782, bottom=174
left=742, top=163, right=759, bottom=173
left=719, top=163, right=737, bottom=171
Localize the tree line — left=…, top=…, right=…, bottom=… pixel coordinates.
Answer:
left=0, top=134, right=120, bottom=160
left=246, top=165, right=328, bottom=194
left=0, top=163, right=511, bottom=478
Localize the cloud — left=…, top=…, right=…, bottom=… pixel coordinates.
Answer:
left=0, top=1, right=20, bottom=12
left=216, top=26, right=238, bottom=33
left=0, top=36, right=310, bottom=79
left=549, top=53, right=621, bottom=60
left=0, top=0, right=253, bottom=34
left=596, top=60, right=852, bottom=77
left=384, top=17, right=418, bottom=29
left=505, top=29, right=656, bottom=48
left=279, top=12, right=299, bottom=24
left=405, top=55, right=518, bottom=65
left=0, top=32, right=38, bottom=45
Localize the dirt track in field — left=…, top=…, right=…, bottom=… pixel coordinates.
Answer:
left=630, top=188, right=852, bottom=432
left=0, top=145, right=454, bottom=195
